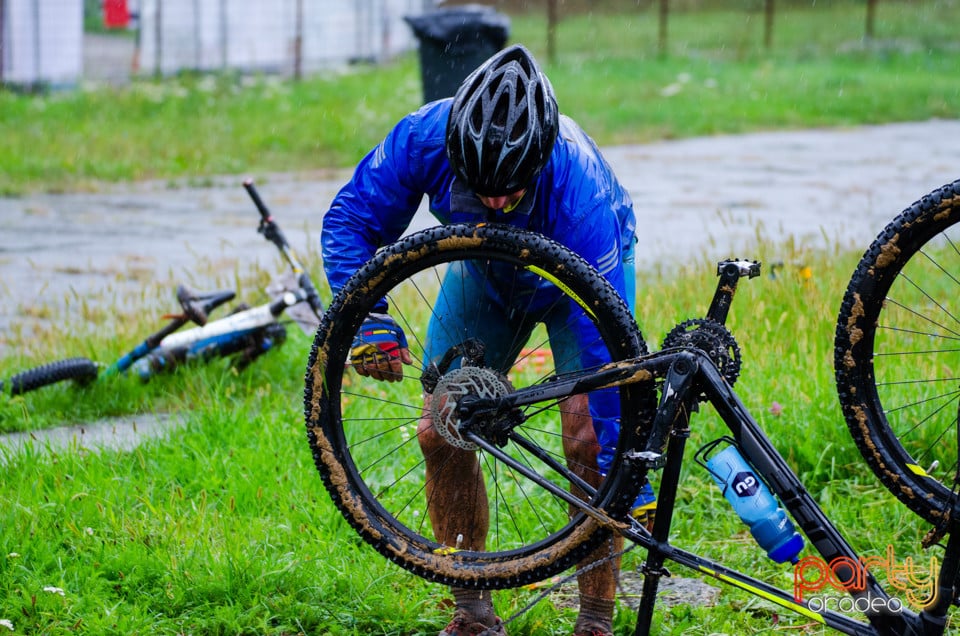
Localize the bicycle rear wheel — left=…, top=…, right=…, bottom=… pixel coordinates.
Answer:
left=305, top=223, right=655, bottom=589
left=1, top=357, right=98, bottom=396
left=835, top=178, right=960, bottom=523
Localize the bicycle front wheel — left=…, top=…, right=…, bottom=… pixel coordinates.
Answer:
left=305, top=223, right=655, bottom=589
left=836, top=178, right=960, bottom=523
left=2, top=357, right=98, bottom=396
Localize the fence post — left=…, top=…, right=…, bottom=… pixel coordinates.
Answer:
left=764, top=0, right=774, bottom=49
left=865, top=0, right=877, bottom=40
left=546, top=0, right=557, bottom=64
left=154, top=0, right=162, bottom=77
left=294, top=0, right=302, bottom=80
left=658, top=0, right=668, bottom=57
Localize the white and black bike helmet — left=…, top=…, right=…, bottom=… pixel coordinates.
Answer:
left=445, top=44, right=559, bottom=197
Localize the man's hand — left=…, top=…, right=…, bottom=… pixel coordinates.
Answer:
left=350, top=312, right=412, bottom=382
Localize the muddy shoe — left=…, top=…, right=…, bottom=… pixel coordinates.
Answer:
left=438, top=609, right=507, bottom=636
left=573, top=615, right=613, bottom=636
left=631, top=500, right=657, bottom=532
left=630, top=480, right=657, bottom=532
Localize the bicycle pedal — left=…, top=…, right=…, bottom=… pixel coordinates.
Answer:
left=640, top=563, right=671, bottom=578
left=625, top=449, right=666, bottom=470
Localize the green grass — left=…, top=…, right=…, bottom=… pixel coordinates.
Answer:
left=2, top=1, right=960, bottom=194
left=2, top=1, right=958, bottom=633
left=1, top=232, right=949, bottom=634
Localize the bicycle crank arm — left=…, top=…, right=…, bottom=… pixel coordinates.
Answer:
left=706, top=259, right=760, bottom=325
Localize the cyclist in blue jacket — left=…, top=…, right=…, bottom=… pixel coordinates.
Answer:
left=321, top=44, right=653, bottom=636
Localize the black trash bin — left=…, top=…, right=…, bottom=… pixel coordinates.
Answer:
left=405, top=5, right=510, bottom=104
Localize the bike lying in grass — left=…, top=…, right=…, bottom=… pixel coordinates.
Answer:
left=1, top=180, right=323, bottom=396
left=305, top=178, right=960, bottom=634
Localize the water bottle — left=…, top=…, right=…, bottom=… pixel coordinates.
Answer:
left=704, top=444, right=804, bottom=564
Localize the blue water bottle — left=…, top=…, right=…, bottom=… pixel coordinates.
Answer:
left=704, top=444, right=804, bottom=564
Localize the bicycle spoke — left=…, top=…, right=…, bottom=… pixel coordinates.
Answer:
left=307, top=224, right=652, bottom=587
left=837, top=182, right=960, bottom=522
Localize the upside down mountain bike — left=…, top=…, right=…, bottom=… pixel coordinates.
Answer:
left=304, top=179, right=960, bottom=635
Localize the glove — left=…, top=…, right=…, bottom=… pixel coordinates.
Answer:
left=350, top=312, right=410, bottom=382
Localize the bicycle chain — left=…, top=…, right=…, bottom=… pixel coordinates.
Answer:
left=498, top=536, right=639, bottom=632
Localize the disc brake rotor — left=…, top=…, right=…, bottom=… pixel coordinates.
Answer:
left=431, top=366, right=510, bottom=451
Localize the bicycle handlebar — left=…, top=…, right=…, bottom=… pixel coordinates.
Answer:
left=243, top=178, right=324, bottom=318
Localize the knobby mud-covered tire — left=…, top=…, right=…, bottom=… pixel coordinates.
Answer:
left=305, top=223, right=655, bottom=589
left=835, top=178, right=960, bottom=524
left=3, top=357, right=98, bottom=396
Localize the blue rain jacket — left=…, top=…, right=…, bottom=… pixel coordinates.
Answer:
left=320, top=98, right=638, bottom=472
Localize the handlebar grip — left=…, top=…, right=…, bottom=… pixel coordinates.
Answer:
left=243, top=178, right=325, bottom=316
left=245, top=178, right=294, bottom=254
left=243, top=178, right=272, bottom=221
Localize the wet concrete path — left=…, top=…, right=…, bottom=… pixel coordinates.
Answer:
left=5, top=119, right=959, bottom=333
left=0, top=413, right=179, bottom=464
left=2, top=119, right=960, bottom=455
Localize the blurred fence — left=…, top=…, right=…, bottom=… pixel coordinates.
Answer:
left=1, top=0, right=83, bottom=87
left=9, top=0, right=948, bottom=89
left=136, top=0, right=433, bottom=78
left=468, top=0, right=947, bottom=62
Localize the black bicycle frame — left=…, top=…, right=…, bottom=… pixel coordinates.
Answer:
left=638, top=349, right=948, bottom=636
left=455, top=260, right=960, bottom=636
